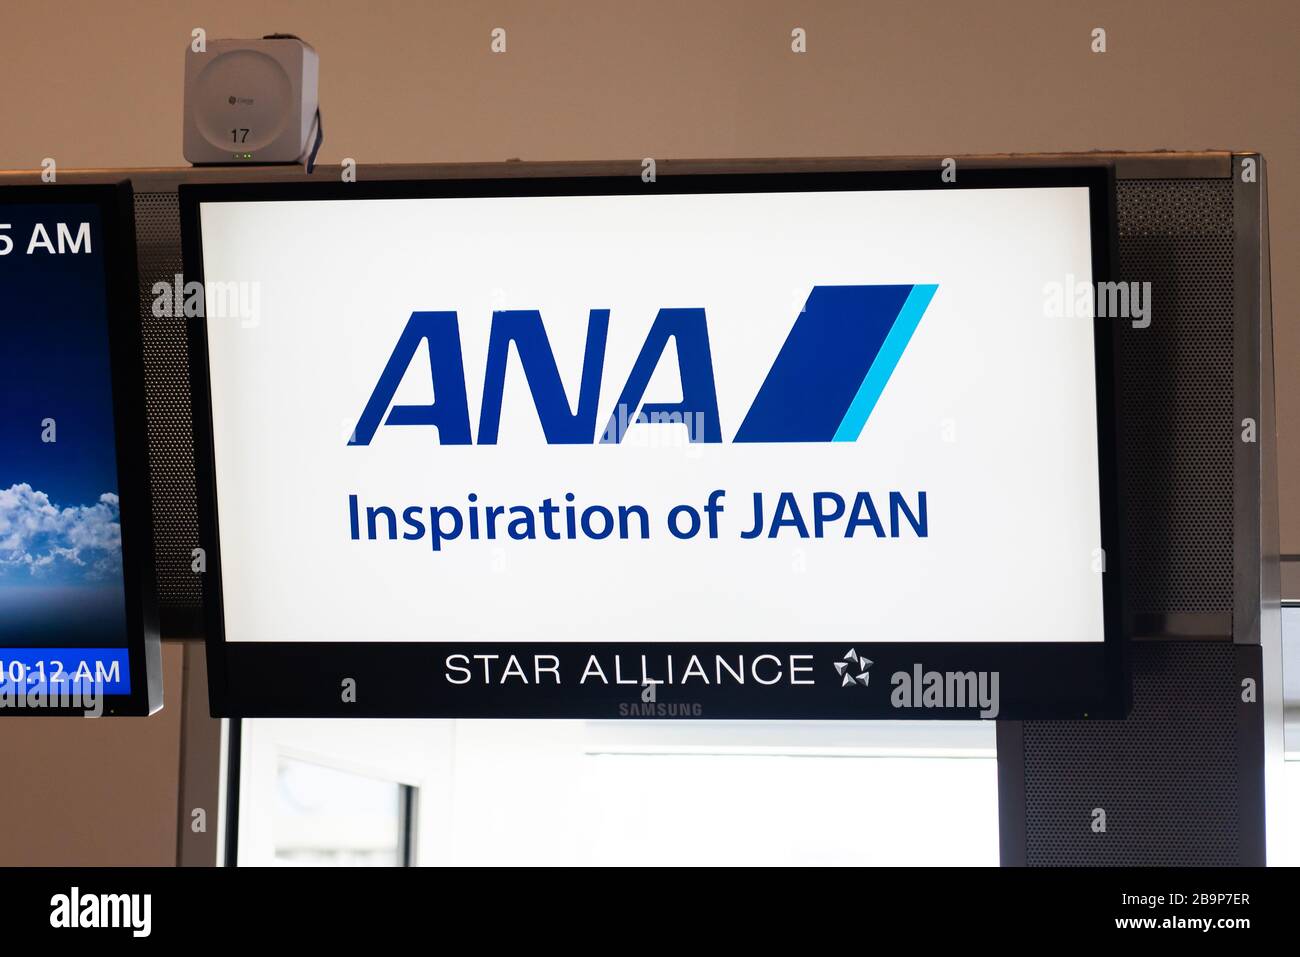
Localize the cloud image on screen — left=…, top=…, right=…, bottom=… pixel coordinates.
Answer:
left=0, top=484, right=126, bottom=645
left=0, top=201, right=129, bottom=648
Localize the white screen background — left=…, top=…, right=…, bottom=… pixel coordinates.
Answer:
left=199, top=186, right=1103, bottom=644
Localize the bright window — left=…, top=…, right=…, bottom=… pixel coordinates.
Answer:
left=272, top=759, right=413, bottom=866
left=236, top=719, right=997, bottom=866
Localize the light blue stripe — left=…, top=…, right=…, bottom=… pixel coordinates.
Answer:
left=833, top=283, right=937, bottom=442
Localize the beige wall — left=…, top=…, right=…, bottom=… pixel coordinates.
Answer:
left=0, top=0, right=1295, bottom=864
left=0, top=644, right=183, bottom=866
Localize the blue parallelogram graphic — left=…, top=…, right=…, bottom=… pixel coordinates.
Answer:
left=733, top=284, right=938, bottom=443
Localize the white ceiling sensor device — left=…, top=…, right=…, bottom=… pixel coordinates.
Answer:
left=184, top=36, right=320, bottom=167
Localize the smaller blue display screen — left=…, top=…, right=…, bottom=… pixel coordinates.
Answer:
left=0, top=202, right=131, bottom=696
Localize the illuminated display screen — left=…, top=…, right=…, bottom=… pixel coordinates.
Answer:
left=0, top=184, right=158, bottom=715
left=185, top=168, right=1123, bottom=719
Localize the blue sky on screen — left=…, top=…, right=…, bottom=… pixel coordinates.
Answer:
left=0, top=202, right=123, bottom=591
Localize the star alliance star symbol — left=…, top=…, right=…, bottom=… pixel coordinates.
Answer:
left=834, top=648, right=873, bottom=687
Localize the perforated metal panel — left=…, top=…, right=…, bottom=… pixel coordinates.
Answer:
left=1115, top=179, right=1235, bottom=613
left=1024, top=642, right=1239, bottom=866
left=134, top=190, right=202, bottom=614
left=1016, top=175, right=1255, bottom=868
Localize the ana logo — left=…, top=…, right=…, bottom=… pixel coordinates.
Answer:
left=350, top=283, right=936, bottom=446
left=835, top=648, right=873, bottom=687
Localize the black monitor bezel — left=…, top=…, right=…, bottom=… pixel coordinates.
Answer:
left=0, top=182, right=162, bottom=716
left=181, top=165, right=1125, bottom=720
